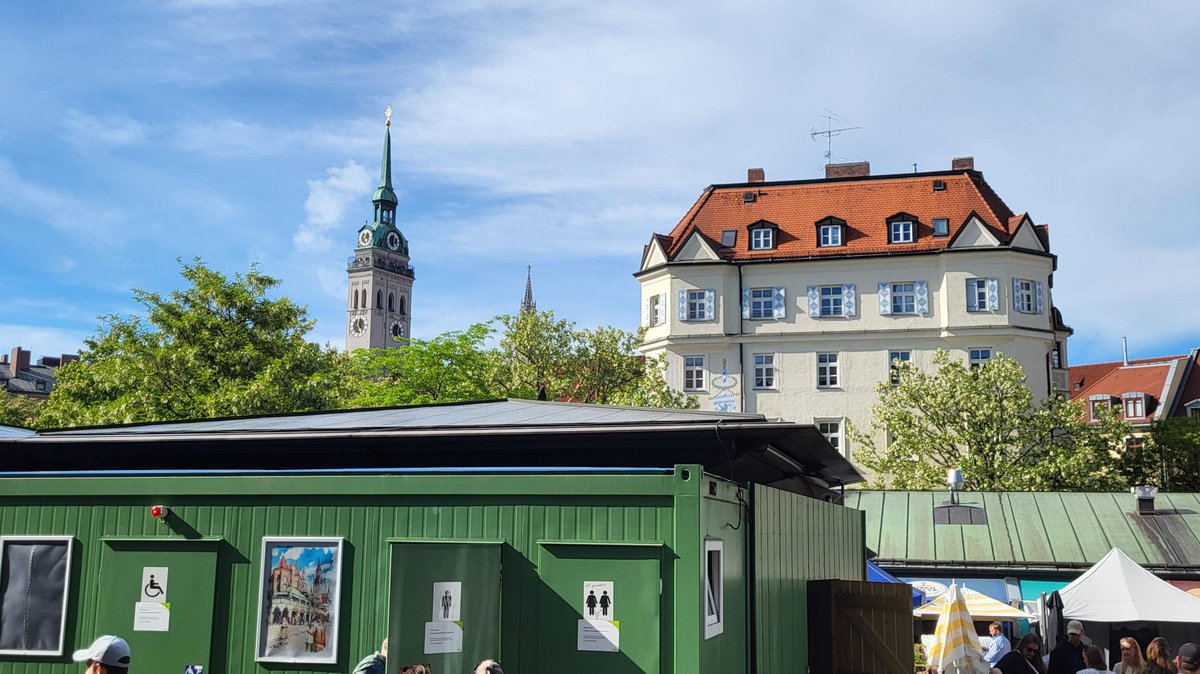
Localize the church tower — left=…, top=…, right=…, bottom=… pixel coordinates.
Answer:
left=346, top=107, right=414, bottom=351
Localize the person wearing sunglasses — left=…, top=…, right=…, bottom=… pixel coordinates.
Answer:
left=991, top=634, right=1046, bottom=674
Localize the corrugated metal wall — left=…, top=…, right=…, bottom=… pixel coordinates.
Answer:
left=752, top=484, right=866, bottom=674
left=0, top=472, right=681, bottom=674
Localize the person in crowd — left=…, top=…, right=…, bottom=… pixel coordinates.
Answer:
left=352, top=638, right=387, bottom=674
left=474, top=660, right=504, bottom=674
left=985, top=622, right=1012, bottom=668
left=1076, top=645, right=1107, bottom=674
left=72, top=635, right=132, bottom=674
left=1176, top=643, right=1200, bottom=674
left=991, top=633, right=1046, bottom=674
left=1115, top=636, right=1147, bottom=674
left=398, top=666, right=431, bottom=674
left=1047, top=620, right=1087, bottom=674
left=1145, top=637, right=1177, bottom=674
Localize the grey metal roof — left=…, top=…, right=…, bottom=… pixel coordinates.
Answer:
left=47, top=399, right=765, bottom=436
left=0, top=425, right=33, bottom=438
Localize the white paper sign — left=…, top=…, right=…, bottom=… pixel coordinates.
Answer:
left=140, top=566, right=169, bottom=602
left=577, top=619, right=619, bottom=652
left=432, top=581, right=462, bottom=621
left=423, top=621, right=464, bottom=654
left=583, top=581, right=615, bottom=621
left=133, top=601, right=170, bottom=631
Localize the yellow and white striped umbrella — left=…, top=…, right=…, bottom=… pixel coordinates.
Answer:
left=915, top=586, right=1033, bottom=621
left=926, top=583, right=990, bottom=674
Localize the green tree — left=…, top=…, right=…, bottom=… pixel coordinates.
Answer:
left=1117, top=417, right=1200, bottom=491
left=40, top=259, right=355, bottom=427
left=0, top=393, right=42, bottom=428
left=850, top=349, right=1131, bottom=491
left=351, top=322, right=498, bottom=407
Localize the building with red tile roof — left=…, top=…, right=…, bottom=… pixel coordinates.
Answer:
left=1069, top=347, right=1200, bottom=427
left=635, top=158, right=1073, bottom=469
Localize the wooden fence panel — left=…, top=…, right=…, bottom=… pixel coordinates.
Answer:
left=808, top=580, right=913, bottom=674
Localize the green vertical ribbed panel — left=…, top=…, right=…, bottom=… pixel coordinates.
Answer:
left=752, top=484, right=865, bottom=674
left=0, top=472, right=683, bottom=674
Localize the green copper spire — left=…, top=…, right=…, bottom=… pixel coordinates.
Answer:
left=373, top=106, right=398, bottom=207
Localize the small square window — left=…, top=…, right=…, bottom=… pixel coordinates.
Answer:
left=890, top=221, right=914, bottom=244
left=687, top=290, right=707, bottom=321
left=684, top=356, right=706, bottom=391
left=819, top=286, right=844, bottom=317
left=704, top=540, right=724, bottom=639
left=753, top=353, right=775, bottom=389
left=817, top=419, right=843, bottom=454
left=819, top=224, right=843, bottom=247
left=749, top=288, right=773, bottom=320
left=721, top=230, right=737, bottom=247
left=933, top=218, right=949, bottom=236
left=969, top=348, right=992, bottom=368
left=817, top=353, right=839, bottom=388
left=750, top=228, right=774, bottom=250
left=890, top=283, right=916, bottom=314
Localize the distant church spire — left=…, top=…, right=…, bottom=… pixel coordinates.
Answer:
left=521, top=265, right=536, bottom=313
left=372, top=106, right=398, bottom=224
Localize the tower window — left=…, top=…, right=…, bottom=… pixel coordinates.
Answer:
left=388, top=293, right=395, bottom=312
left=353, top=290, right=359, bottom=310
left=399, top=296, right=407, bottom=316
left=376, top=290, right=383, bottom=309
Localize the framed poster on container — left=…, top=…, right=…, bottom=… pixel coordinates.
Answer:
left=255, top=537, right=343, bottom=664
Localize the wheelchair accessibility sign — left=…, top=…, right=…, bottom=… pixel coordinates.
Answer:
left=140, top=567, right=169, bottom=602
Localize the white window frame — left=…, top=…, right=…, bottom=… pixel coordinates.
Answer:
left=889, top=350, right=912, bottom=385
left=819, top=285, right=844, bottom=317
left=753, top=353, right=775, bottom=389
left=704, top=539, right=724, bottom=639
left=648, top=294, right=663, bottom=326
left=816, top=418, right=844, bottom=455
left=749, top=288, right=773, bottom=320
left=966, top=278, right=988, bottom=312
left=889, top=220, right=914, bottom=243
left=1015, top=279, right=1035, bottom=313
left=686, top=290, right=707, bottom=321
left=1123, top=393, right=1146, bottom=419
left=817, top=352, right=839, bottom=388
left=750, top=228, right=774, bottom=250
left=969, top=348, right=992, bottom=368
left=0, top=536, right=74, bottom=656
left=819, top=224, right=842, bottom=247
left=684, top=356, right=706, bottom=391
left=890, top=282, right=917, bottom=314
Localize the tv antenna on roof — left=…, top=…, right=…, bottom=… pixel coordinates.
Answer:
left=810, top=110, right=861, bottom=164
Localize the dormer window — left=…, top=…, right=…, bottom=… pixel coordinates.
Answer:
left=815, top=217, right=846, bottom=247
left=890, top=220, right=914, bottom=243
left=1122, top=392, right=1148, bottom=419
left=747, top=220, right=778, bottom=250
left=1089, top=394, right=1117, bottom=421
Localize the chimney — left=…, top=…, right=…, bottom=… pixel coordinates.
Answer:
left=747, top=168, right=765, bottom=183
left=824, top=162, right=870, bottom=179
left=10, top=347, right=30, bottom=375
left=952, top=156, right=974, bottom=171
left=1132, top=485, right=1157, bottom=514
left=61, top=354, right=80, bottom=365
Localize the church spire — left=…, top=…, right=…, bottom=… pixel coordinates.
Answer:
left=521, top=265, right=536, bottom=313
left=372, top=107, right=398, bottom=223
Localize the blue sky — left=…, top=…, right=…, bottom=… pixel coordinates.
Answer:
left=1, top=1, right=1197, bottom=367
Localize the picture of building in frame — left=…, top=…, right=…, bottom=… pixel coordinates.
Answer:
left=256, top=537, right=343, bottom=663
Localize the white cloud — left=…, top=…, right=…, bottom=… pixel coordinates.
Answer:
left=0, top=160, right=124, bottom=236
left=293, top=161, right=371, bottom=253
left=0, top=324, right=89, bottom=359
left=62, top=110, right=148, bottom=149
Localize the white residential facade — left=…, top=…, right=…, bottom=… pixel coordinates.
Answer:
left=636, top=159, right=1072, bottom=467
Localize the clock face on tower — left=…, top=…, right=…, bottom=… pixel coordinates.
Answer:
left=358, top=230, right=371, bottom=247
left=349, top=315, right=366, bottom=337
left=390, top=319, right=405, bottom=341
left=385, top=231, right=401, bottom=251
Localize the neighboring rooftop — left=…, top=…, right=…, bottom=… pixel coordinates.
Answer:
left=0, top=346, right=78, bottom=397
left=846, top=490, right=1200, bottom=577
left=1069, top=347, right=1200, bottom=421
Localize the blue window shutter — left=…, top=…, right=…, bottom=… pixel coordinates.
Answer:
left=844, top=284, right=857, bottom=317
left=1012, top=278, right=1022, bottom=312
left=915, top=280, right=929, bottom=315
left=807, top=285, right=819, bottom=318
left=742, top=288, right=751, bottom=319
left=678, top=289, right=687, bottom=321
left=643, top=297, right=651, bottom=326
left=773, top=286, right=786, bottom=319
left=704, top=289, right=715, bottom=320
left=1035, top=281, right=1045, bottom=314
left=987, top=277, right=999, bottom=311
left=878, top=282, right=892, bottom=315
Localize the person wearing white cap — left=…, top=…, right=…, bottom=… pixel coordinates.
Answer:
left=73, top=635, right=131, bottom=673
left=1046, top=620, right=1085, bottom=674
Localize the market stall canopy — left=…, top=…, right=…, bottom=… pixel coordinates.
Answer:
left=868, top=560, right=925, bottom=607
left=914, top=587, right=1032, bottom=620
left=1060, top=547, right=1200, bottom=622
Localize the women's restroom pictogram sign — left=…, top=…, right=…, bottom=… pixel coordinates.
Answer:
left=582, top=581, right=614, bottom=621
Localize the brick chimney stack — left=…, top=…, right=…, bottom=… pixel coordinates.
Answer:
left=10, top=347, right=30, bottom=376
left=825, top=162, right=870, bottom=179
left=952, top=156, right=975, bottom=171
left=747, top=168, right=765, bottom=183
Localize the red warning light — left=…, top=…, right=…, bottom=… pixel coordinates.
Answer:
left=150, top=505, right=170, bottom=520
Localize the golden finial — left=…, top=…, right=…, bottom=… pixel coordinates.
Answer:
left=384, top=105, right=393, bottom=127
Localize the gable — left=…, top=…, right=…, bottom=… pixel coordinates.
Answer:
left=1008, top=218, right=1046, bottom=252
left=674, top=230, right=722, bottom=262
left=949, top=216, right=1001, bottom=248
left=640, top=236, right=669, bottom=271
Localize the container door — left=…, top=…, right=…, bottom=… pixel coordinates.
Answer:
left=388, top=542, right=502, bottom=672
left=96, top=540, right=219, bottom=674
left=537, top=543, right=663, bottom=674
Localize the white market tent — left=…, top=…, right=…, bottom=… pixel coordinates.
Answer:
left=914, top=587, right=1033, bottom=621
left=1060, top=547, right=1200, bottom=622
